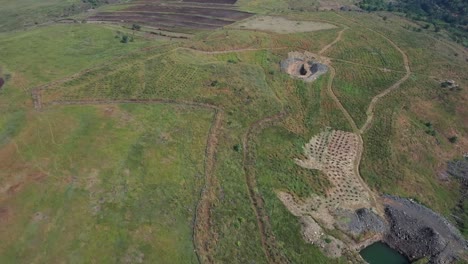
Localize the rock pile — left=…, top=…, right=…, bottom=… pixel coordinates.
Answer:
left=382, top=195, right=467, bottom=263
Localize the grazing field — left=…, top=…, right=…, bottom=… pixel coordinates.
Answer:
left=0, top=0, right=81, bottom=32
left=88, top=0, right=252, bottom=30
left=0, top=104, right=213, bottom=263
left=0, top=24, right=153, bottom=87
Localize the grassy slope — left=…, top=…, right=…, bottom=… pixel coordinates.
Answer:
left=0, top=3, right=467, bottom=263
left=0, top=22, right=209, bottom=262
left=0, top=24, right=153, bottom=87
left=332, top=62, right=405, bottom=127
left=0, top=0, right=80, bottom=32
left=32, top=26, right=354, bottom=262
left=279, top=10, right=467, bottom=225
left=0, top=104, right=212, bottom=263
left=340, top=12, right=468, bottom=220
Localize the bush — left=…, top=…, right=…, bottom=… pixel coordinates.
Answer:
left=132, top=24, right=141, bottom=31
left=121, top=35, right=129, bottom=43
left=448, top=136, right=458, bottom=143
left=120, top=35, right=134, bottom=43
left=233, top=144, right=241, bottom=152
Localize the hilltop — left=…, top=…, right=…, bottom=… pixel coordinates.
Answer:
left=0, top=0, right=467, bottom=263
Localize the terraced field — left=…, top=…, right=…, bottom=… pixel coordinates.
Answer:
left=88, top=0, right=252, bottom=30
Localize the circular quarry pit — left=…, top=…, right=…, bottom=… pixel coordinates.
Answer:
left=281, top=51, right=328, bottom=82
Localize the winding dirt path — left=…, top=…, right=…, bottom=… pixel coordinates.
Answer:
left=319, top=28, right=347, bottom=55
left=322, top=12, right=413, bottom=213
left=181, top=47, right=287, bottom=55
left=325, top=66, right=381, bottom=210
left=194, top=108, right=224, bottom=264
left=359, top=32, right=412, bottom=134
left=242, top=112, right=289, bottom=264
left=331, top=12, right=412, bottom=134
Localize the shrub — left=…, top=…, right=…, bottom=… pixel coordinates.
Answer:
left=121, top=35, right=129, bottom=43
left=132, top=24, right=141, bottom=31
left=233, top=144, right=241, bottom=152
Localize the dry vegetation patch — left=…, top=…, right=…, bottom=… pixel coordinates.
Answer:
left=233, top=16, right=337, bottom=34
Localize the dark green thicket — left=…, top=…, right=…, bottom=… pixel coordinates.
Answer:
left=359, top=0, right=468, bottom=46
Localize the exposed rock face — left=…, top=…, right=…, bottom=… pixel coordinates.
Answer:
left=384, top=206, right=446, bottom=261
left=334, top=208, right=387, bottom=238
left=382, top=195, right=468, bottom=263
left=280, top=52, right=328, bottom=82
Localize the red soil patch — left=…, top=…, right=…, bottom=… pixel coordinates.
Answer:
left=0, top=207, right=12, bottom=223
left=7, top=183, right=22, bottom=195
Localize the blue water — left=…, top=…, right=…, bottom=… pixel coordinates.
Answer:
left=360, top=242, right=409, bottom=264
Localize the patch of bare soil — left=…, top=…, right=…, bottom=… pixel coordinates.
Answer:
left=232, top=16, right=337, bottom=34
left=281, top=51, right=328, bottom=82
left=277, top=129, right=376, bottom=258
left=0, top=207, right=12, bottom=224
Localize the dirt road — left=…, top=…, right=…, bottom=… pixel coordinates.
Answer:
left=242, top=112, right=289, bottom=264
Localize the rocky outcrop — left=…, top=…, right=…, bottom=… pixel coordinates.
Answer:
left=382, top=195, right=467, bottom=263
left=280, top=52, right=328, bottom=82
left=334, top=208, right=387, bottom=238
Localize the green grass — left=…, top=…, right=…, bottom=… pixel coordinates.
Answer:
left=1, top=7, right=467, bottom=263
left=0, top=104, right=213, bottom=263
left=361, top=76, right=463, bottom=216
left=0, top=110, right=26, bottom=147
left=332, top=62, right=405, bottom=127
left=0, top=24, right=153, bottom=87
left=0, top=0, right=80, bottom=32
left=324, top=26, right=404, bottom=70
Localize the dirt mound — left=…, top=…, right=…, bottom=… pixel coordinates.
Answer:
left=233, top=16, right=337, bottom=34
left=280, top=52, right=328, bottom=82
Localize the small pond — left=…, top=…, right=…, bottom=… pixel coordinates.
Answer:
left=360, top=242, right=409, bottom=264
